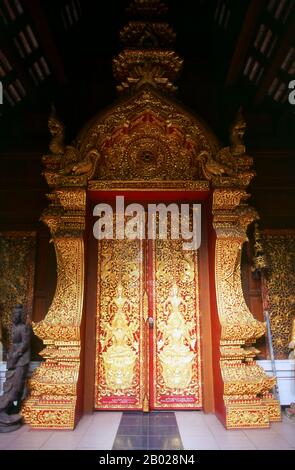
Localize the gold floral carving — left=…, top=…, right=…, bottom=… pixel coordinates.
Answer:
left=213, top=189, right=248, bottom=211
left=88, top=180, right=209, bottom=192
left=22, top=401, right=76, bottom=429
left=226, top=405, right=269, bottom=429
left=221, top=362, right=275, bottom=395
left=263, top=233, right=295, bottom=358
left=55, top=189, right=86, bottom=212
left=261, top=394, right=282, bottom=422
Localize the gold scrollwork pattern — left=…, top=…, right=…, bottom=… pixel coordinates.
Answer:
left=213, top=188, right=281, bottom=427
left=226, top=405, right=269, bottom=429
left=215, top=237, right=265, bottom=342
left=263, top=233, right=295, bottom=358
left=33, top=237, right=84, bottom=340
left=21, top=188, right=86, bottom=429
left=22, top=403, right=76, bottom=429
left=0, top=232, right=36, bottom=349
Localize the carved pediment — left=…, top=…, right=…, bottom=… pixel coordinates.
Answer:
left=43, top=88, right=254, bottom=191
left=43, top=88, right=222, bottom=187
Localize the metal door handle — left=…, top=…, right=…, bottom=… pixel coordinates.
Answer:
left=148, top=317, right=154, bottom=328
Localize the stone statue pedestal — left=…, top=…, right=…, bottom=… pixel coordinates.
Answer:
left=0, top=412, right=22, bottom=433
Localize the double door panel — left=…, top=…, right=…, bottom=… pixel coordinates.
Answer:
left=94, top=236, right=202, bottom=410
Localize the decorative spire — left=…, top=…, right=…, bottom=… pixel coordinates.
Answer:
left=112, top=0, right=183, bottom=94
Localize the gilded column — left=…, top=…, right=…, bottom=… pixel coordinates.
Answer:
left=212, top=114, right=281, bottom=428
left=22, top=189, right=86, bottom=429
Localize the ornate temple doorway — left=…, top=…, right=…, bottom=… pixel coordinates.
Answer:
left=93, top=198, right=203, bottom=411
left=21, top=0, right=280, bottom=430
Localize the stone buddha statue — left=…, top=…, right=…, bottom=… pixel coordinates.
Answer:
left=102, top=283, right=137, bottom=391
left=159, top=284, right=194, bottom=390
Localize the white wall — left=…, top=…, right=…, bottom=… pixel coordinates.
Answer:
left=258, top=359, right=295, bottom=405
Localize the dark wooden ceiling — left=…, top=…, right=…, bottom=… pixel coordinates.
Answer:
left=0, top=0, right=294, bottom=229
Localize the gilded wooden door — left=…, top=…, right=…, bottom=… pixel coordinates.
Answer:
left=149, top=238, right=202, bottom=409
left=94, top=236, right=202, bottom=410
left=94, top=238, right=145, bottom=409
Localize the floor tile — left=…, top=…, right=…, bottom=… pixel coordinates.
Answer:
left=40, top=430, right=87, bottom=450
left=274, top=427, right=295, bottom=447
left=243, top=429, right=278, bottom=439
left=117, top=425, right=148, bottom=436
left=148, top=415, right=177, bottom=426
left=214, top=434, right=256, bottom=450
left=113, top=435, right=148, bottom=450
left=175, top=411, right=206, bottom=425
left=208, top=424, right=247, bottom=437
left=148, top=425, right=180, bottom=436
left=148, top=435, right=183, bottom=450
left=246, top=432, right=294, bottom=450
left=120, top=416, right=149, bottom=426
left=181, top=435, right=219, bottom=450
left=0, top=408, right=291, bottom=450
left=179, top=427, right=214, bottom=438
left=4, top=431, right=53, bottom=450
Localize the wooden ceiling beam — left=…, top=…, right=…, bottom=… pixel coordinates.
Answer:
left=0, top=31, right=35, bottom=96
left=25, top=0, right=66, bottom=85
left=226, top=0, right=264, bottom=87
left=253, top=12, right=295, bottom=105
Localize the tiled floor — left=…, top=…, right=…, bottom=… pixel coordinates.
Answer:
left=112, top=412, right=183, bottom=450
left=0, top=411, right=294, bottom=450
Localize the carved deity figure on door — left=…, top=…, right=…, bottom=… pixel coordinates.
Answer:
left=158, top=284, right=195, bottom=390
left=102, top=283, right=137, bottom=390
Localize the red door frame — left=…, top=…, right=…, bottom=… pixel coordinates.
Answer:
left=83, top=189, right=216, bottom=413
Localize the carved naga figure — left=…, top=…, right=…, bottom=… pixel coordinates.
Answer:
left=47, top=105, right=79, bottom=173
left=46, top=106, right=101, bottom=178
left=229, top=109, right=247, bottom=156
left=195, top=110, right=247, bottom=180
